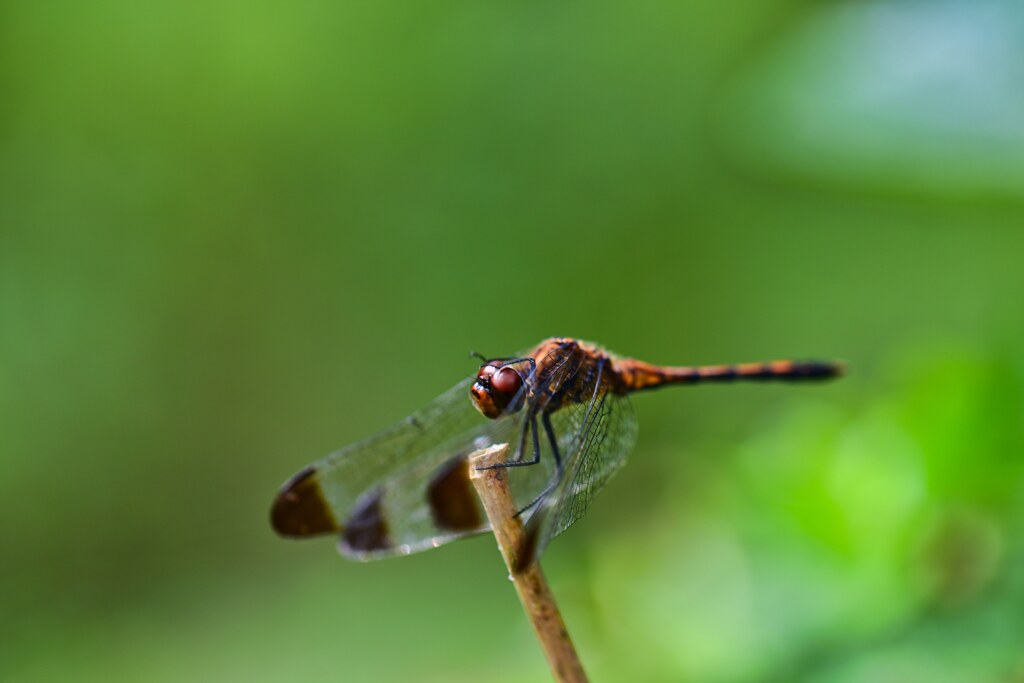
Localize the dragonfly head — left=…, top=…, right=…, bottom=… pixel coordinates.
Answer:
left=471, top=361, right=525, bottom=419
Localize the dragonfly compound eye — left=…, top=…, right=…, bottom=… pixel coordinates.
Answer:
left=492, top=367, right=522, bottom=395
left=470, top=364, right=525, bottom=418
left=489, top=366, right=525, bottom=415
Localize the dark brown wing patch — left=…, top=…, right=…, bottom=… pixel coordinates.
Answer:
left=271, top=466, right=340, bottom=537
left=341, top=488, right=391, bottom=553
left=427, top=457, right=483, bottom=532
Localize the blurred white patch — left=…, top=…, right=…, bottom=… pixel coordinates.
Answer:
left=721, top=0, right=1024, bottom=197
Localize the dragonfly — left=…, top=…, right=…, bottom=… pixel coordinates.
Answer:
left=271, top=337, right=841, bottom=568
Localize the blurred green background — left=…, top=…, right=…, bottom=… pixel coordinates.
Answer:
left=3, top=0, right=1023, bottom=681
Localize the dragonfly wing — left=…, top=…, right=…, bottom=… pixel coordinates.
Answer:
left=518, top=386, right=638, bottom=568
left=272, top=378, right=511, bottom=555
left=334, top=414, right=523, bottom=559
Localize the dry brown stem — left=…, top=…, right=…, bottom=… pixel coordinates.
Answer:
left=469, top=444, right=588, bottom=683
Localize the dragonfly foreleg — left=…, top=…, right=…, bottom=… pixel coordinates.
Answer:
left=476, top=356, right=537, bottom=376
left=485, top=357, right=538, bottom=387
left=475, top=409, right=543, bottom=470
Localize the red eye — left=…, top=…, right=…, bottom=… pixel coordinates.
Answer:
left=492, top=367, right=522, bottom=395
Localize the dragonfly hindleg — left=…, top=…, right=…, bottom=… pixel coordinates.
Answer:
left=514, top=411, right=563, bottom=518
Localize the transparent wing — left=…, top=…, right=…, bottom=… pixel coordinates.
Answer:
left=519, top=381, right=638, bottom=567
left=272, top=378, right=505, bottom=548
left=310, top=378, right=486, bottom=514
left=342, top=414, right=540, bottom=559
left=272, top=351, right=557, bottom=560
left=550, top=391, right=637, bottom=539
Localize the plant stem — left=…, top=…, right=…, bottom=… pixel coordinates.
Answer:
left=469, top=444, right=588, bottom=683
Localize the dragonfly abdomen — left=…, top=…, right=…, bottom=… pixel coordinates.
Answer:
left=613, top=358, right=842, bottom=393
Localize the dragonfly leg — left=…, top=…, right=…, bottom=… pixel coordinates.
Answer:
left=496, top=357, right=537, bottom=385
left=494, top=357, right=536, bottom=371
left=541, top=411, right=562, bottom=471
left=514, top=410, right=563, bottom=518
left=475, top=410, right=543, bottom=470
left=474, top=356, right=536, bottom=374
left=515, top=364, right=606, bottom=519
